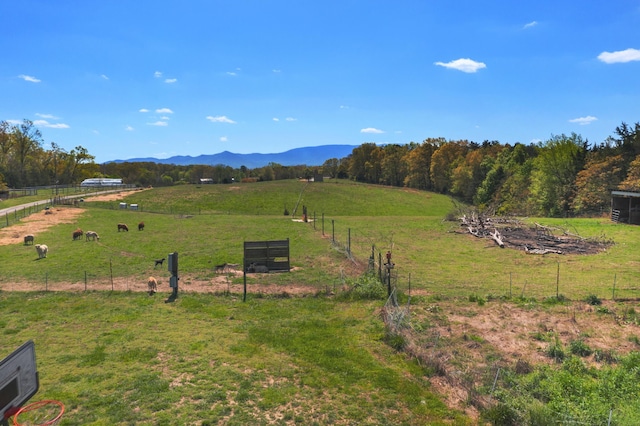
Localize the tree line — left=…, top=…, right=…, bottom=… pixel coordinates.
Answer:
left=0, top=119, right=98, bottom=191
left=330, top=122, right=640, bottom=217
left=3, top=118, right=640, bottom=217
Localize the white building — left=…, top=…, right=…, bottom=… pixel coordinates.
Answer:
left=80, top=178, right=123, bottom=187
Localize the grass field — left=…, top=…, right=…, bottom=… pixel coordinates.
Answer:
left=2, top=179, right=640, bottom=300
left=1, top=292, right=469, bottom=425
left=3, top=179, right=640, bottom=424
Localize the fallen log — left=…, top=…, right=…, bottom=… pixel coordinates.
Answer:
left=524, top=246, right=563, bottom=255
left=490, top=229, right=505, bottom=248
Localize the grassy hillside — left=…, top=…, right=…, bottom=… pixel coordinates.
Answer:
left=89, top=180, right=453, bottom=217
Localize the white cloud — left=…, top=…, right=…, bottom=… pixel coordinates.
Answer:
left=165, top=78, right=177, bottom=83
left=597, top=48, right=640, bottom=64
left=35, top=113, right=58, bottom=119
left=6, top=119, right=21, bottom=125
left=160, top=116, right=170, bottom=121
left=147, top=121, right=168, bottom=127
left=155, top=108, right=173, bottom=114
left=523, top=21, right=538, bottom=29
left=206, top=115, right=236, bottom=124
left=361, top=127, right=384, bottom=134
left=272, top=117, right=280, bottom=122
left=101, top=74, right=109, bottom=80
left=33, top=120, right=70, bottom=129
left=340, top=105, right=349, bottom=109
left=139, top=108, right=149, bottom=113
left=220, top=136, right=228, bottom=142
left=285, top=117, right=297, bottom=121
left=272, top=69, right=281, bottom=73
left=125, top=125, right=134, bottom=131
left=18, top=74, right=41, bottom=83
left=434, top=58, right=487, bottom=73
left=569, top=116, right=598, bottom=125
left=154, top=71, right=162, bottom=78
left=226, top=71, right=237, bottom=76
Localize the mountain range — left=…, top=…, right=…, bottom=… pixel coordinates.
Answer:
left=110, top=144, right=359, bottom=168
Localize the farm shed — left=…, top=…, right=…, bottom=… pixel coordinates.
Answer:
left=611, top=190, right=640, bottom=224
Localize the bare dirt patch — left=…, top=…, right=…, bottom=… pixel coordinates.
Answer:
left=395, top=298, right=640, bottom=420
left=0, top=191, right=139, bottom=246
left=0, top=207, right=85, bottom=246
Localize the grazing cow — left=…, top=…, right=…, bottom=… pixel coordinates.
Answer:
left=154, top=258, right=165, bottom=268
left=214, top=263, right=227, bottom=273
left=85, top=231, right=100, bottom=241
left=72, top=228, right=83, bottom=240
left=138, top=221, right=145, bottom=231
left=23, top=234, right=34, bottom=245
left=35, top=244, right=48, bottom=259
left=117, top=223, right=129, bottom=232
left=147, top=276, right=158, bottom=295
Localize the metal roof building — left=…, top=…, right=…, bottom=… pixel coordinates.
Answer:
left=611, top=190, right=640, bottom=224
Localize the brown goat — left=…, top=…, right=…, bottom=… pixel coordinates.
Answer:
left=147, top=276, right=158, bottom=295
left=72, top=229, right=83, bottom=240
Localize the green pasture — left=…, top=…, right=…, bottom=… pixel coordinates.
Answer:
left=0, top=292, right=467, bottom=425
left=4, top=180, right=640, bottom=424
left=3, top=179, right=640, bottom=300
left=91, top=180, right=453, bottom=217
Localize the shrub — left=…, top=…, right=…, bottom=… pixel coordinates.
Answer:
left=384, top=331, right=406, bottom=351
left=481, top=403, right=519, bottom=425
left=594, top=349, right=618, bottom=364
left=545, top=339, right=565, bottom=362
left=584, top=294, right=602, bottom=305
left=469, top=294, right=486, bottom=306
left=339, top=272, right=386, bottom=300
left=569, top=339, right=593, bottom=357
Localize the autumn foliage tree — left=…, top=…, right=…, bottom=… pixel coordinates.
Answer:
left=572, top=154, right=625, bottom=214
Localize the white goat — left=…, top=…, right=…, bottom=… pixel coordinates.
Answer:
left=85, top=231, right=100, bottom=241
left=35, top=244, right=48, bottom=259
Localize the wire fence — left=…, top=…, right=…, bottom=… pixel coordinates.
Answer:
left=306, top=209, right=640, bottom=303
left=0, top=186, right=136, bottom=230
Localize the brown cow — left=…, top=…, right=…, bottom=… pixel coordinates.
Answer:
left=117, top=223, right=129, bottom=232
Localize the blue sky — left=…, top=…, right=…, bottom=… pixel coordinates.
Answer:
left=2, top=1, right=639, bottom=164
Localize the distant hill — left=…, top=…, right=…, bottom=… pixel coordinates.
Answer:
left=109, top=145, right=358, bottom=168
